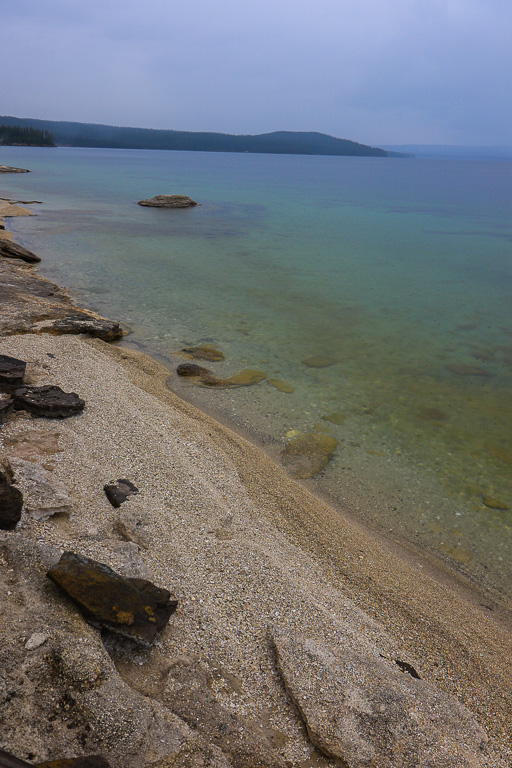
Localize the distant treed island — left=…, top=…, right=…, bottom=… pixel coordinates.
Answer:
left=0, top=115, right=404, bottom=157
left=0, top=124, right=56, bottom=147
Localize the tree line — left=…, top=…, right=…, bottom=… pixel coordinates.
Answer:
left=0, top=125, right=56, bottom=147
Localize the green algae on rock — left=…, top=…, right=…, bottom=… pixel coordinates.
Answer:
left=280, top=432, right=338, bottom=478
left=301, top=354, right=337, bottom=368
left=267, top=378, right=295, bottom=394
left=181, top=344, right=225, bottom=362
left=176, top=362, right=265, bottom=388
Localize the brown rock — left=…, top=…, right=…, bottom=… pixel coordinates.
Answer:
left=272, top=628, right=488, bottom=768
left=0, top=354, right=26, bottom=391
left=0, top=484, right=23, bottom=529
left=301, top=355, right=336, bottom=368
left=0, top=457, right=14, bottom=484
left=47, top=551, right=178, bottom=647
left=0, top=239, right=41, bottom=263
left=138, top=195, right=198, bottom=208
left=14, top=385, right=85, bottom=418
left=267, top=379, right=295, bottom=394
left=482, top=496, right=509, bottom=511
left=177, top=364, right=266, bottom=389
left=182, top=345, right=225, bottom=362
left=280, top=432, right=338, bottom=478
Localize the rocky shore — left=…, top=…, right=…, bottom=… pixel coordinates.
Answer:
left=1, top=196, right=511, bottom=767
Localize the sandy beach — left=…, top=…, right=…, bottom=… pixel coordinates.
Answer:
left=1, top=193, right=511, bottom=767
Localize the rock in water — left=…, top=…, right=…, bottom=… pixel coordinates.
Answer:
left=181, top=344, right=225, bottom=362
left=176, top=363, right=266, bottom=389
left=0, top=354, right=26, bottom=391
left=0, top=239, right=41, bottom=263
left=0, top=396, right=14, bottom=423
left=138, top=195, right=198, bottom=208
left=104, top=478, right=139, bottom=508
left=0, top=484, right=23, bottom=530
left=280, top=432, right=338, bottom=478
left=272, top=628, right=488, bottom=768
left=14, top=385, right=85, bottom=418
left=47, top=551, right=178, bottom=646
left=301, top=355, right=336, bottom=368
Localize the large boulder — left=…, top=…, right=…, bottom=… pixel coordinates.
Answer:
left=0, top=240, right=41, bottom=263
left=137, top=195, right=198, bottom=208
left=14, top=385, right=85, bottom=418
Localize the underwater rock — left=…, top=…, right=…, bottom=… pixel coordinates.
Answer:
left=271, top=627, right=488, bottom=768
left=0, top=239, right=41, bottom=263
left=482, top=496, right=509, bottom=511
left=321, top=412, right=345, bottom=425
left=104, top=479, right=139, bottom=508
left=47, top=551, right=178, bottom=647
left=438, top=545, right=473, bottom=564
left=446, top=364, right=491, bottom=377
left=14, top=385, right=85, bottom=418
left=268, top=378, right=295, bottom=394
left=301, top=355, right=336, bottom=368
left=138, top=195, right=198, bottom=208
left=0, top=354, right=27, bottom=391
left=182, top=344, right=225, bottom=362
left=280, top=432, right=338, bottom=478
left=37, top=758, right=112, bottom=768
left=415, top=407, right=449, bottom=424
left=177, top=363, right=266, bottom=389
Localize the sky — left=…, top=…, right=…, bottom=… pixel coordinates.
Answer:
left=1, top=0, right=511, bottom=145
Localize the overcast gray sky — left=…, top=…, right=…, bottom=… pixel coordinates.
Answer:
left=2, top=0, right=510, bottom=145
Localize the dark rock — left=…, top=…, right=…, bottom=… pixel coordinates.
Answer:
left=0, top=166, right=30, bottom=173
left=0, top=354, right=26, bottom=391
left=14, top=385, right=85, bottom=418
left=41, top=313, right=124, bottom=342
left=138, top=195, right=198, bottom=208
left=272, top=628, right=488, bottom=768
left=182, top=345, right=225, bottom=362
left=0, top=749, right=33, bottom=767
left=0, top=240, right=41, bottom=263
left=0, top=395, right=14, bottom=423
left=47, top=551, right=178, bottom=647
left=37, top=758, right=112, bottom=768
left=177, top=362, right=215, bottom=379
left=104, top=479, right=139, bottom=508
left=0, top=484, right=23, bottom=529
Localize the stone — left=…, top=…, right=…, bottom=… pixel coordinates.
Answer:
left=0, top=354, right=26, bottom=391
left=138, top=195, right=198, bottom=208
left=0, top=165, right=30, bottom=173
left=182, top=345, right=225, bottom=362
left=219, top=370, right=266, bottom=388
left=280, top=432, right=338, bottom=478
left=25, top=632, right=49, bottom=651
left=446, top=364, right=491, bottom=377
left=0, top=484, right=23, bottom=529
left=3, top=430, right=63, bottom=462
left=0, top=750, right=33, bottom=767
left=438, top=545, right=473, bottom=564
left=39, top=313, right=124, bottom=341
left=37, top=759, right=111, bottom=768
left=268, top=379, right=295, bottom=394
left=47, top=551, right=178, bottom=647
left=104, top=479, right=139, bottom=508
left=0, top=396, right=14, bottom=423
left=177, top=363, right=266, bottom=389
left=9, top=458, right=72, bottom=521
left=272, top=628, right=488, bottom=768
left=0, top=239, right=41, bottom=263
left=301, top=355, right=336, bottom=368
left=482, top=496, right=508, bottom=511
left=321, top=412, right=346, bottom=425
left=0, top=457, right=14, bottom=484
left=415, top=407, right=449, bottom=424
left=14, top=385, right=85, bottom=418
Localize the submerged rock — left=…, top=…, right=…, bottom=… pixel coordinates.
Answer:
left=272, top=628, right=488, bottom=768
left=268, top=378, right=295, bottom=394
left=14, top=385, right=85, bottom=418
left=0, top=354, right=26, bottom=391
left=301, top=355, right=336, bottom=368
left=47, top=551, right=178, bottom=647
left=446, top=364, right=491, bottom=377
left=104, top=478, right=139, bottom=508
left=138, top=195, right=198, bottom=208
left=0, top=165, right=30, bottom=173
left=182, top=344, right=225, bottom=362
left=177, top=363, right=266, bottom=389
left=39, top=313, right=124, bottom=341
left=0, top=239, right=41, bottom=263
left=280, top=432, right=338, bottom=478
left=482, top=496, right=509, bottom=511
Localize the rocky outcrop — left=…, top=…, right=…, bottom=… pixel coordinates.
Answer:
left=138, top=196, right=198, bottom=208
left=271, top=628, right=488, bottom=768
left=279, top=432, right=338, bottom=478
left=14, top=385, right=85, bottom=418
left=47, top=551, right=178, bottom=647
left=0, top=240, right=41, bottom=263
left=0, top=166, right=30, bottom=173
left=37, top=313, right=124, bottom=342
left=0, top=354, right=26, bottom=392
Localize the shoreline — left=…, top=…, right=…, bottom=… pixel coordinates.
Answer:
left=1, top=192, right=511, bottom=765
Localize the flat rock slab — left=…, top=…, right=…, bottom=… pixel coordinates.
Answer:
left=38, top=312, right=124, bottom=341
left=14, top=385, right=85, bottom=418
left=280, top=432, right=338, bottom=478
left=104, top=478, right=139, bottom=508
left=0, top=354, right=26, bottom=391
left=176, top=363, right=266, bottom=388
left=0, top=396, right=14, bottom=423
left=0, top=166, right=30, bottom=173
left=138, top=195, right=198, bottom=208
left=10, top=458, right=72, bottom=521
left=47, top=551, right=178, bottom=646
left=37, top=758, right=112, bottom=768
left=0, top=240, right=41, bottom=263
left=0, top=483, right=23, bottom=530
left=272, top=628, right=488, bottom=768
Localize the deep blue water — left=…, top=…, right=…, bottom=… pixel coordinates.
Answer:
left=1, top=146, right=511, bottom=600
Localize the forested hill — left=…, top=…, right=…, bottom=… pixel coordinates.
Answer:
left=0, top=115, right=397, bottom=157
left=0, top=124, right=55, bottom=147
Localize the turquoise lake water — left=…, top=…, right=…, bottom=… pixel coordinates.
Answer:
left=1, top=146, right=511, bottom=602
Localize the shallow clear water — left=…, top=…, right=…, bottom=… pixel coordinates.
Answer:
left=2, top=146, right=511, bottom=601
